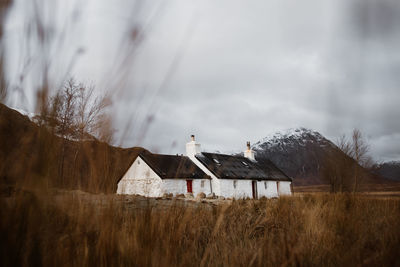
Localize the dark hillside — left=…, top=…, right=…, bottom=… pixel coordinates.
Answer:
left=0, top=103, right=144, bottom=193
left=374, top=161, right=400, bottom=182
left=252, top=128, right=398, bottom=190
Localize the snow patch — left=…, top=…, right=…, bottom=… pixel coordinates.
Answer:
left=252, top=127, right=326, bottom=151
left=10, top=107, right=36, bottom=120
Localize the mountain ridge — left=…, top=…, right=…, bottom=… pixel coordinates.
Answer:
left=251, top=127, right=397, bottom=188
left=374, top=161, right=400, bottom=181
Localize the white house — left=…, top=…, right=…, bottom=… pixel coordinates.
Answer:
left=116, top=151, right=211, bottom=197
left=117, top=135, right=292, bottom=198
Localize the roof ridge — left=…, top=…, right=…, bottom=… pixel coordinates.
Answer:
left=140, top=151, right=209, bottom=179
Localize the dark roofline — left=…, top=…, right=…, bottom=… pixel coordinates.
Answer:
left=195, top=152, right=292, bottom=181
left=139, top=152, right=211, bottom=179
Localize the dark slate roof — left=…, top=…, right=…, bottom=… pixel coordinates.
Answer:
left=139, top=151, right=210, bottom=179
left=195, top=152, right=291, bottom=181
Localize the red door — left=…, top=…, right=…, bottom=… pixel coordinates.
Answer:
left=186, top=180, right=193, bottom=193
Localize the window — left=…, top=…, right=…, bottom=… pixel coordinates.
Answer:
left=264, top=181, right=267, bottom=189
left=241, top=161, right=249, bottom=168
left=233, top=180, right=237, bottom=189
left=213, top=158, right=221, bottom=165
left=137, top=159, right=140, bottom=165
left=201, top=180, right=205, bottom=188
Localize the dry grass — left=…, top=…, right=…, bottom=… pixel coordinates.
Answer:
left=1, top=191, right=399, bottom=267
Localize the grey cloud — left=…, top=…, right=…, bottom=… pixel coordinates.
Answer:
left=5, top=0, right=400, bottom=161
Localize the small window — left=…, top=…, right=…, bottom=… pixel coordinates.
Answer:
left=264, top=181, right=267, bottom=189
left=137, top=159, right=140, bottom=165
left=242, top=161, right=249, bottom=167
left=201, top=180, right=205, bottom=188
left=213, top=158, right=221, bottom=165
left=233, top=180, right=237, bottom=189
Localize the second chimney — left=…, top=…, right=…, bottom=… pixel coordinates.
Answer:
left=244, top=141, right=255, bottom=161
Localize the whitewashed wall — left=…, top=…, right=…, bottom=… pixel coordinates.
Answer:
left=117, top=157, right=162, bottom=197
left=162, top=179, right=212, bottom=196
left=257, top=181, right=279, bottom=198
left=117, top=156, right=213, bottom=197
left=277, top=181, right=292, bottom=195
left=217, top=180, right=281, bottom=199
left=192, top=179, right=212, bottom=195
left=187, top=154, right=220, bottom=196
left=117, top=153, right=292, bottom=198
left=218, top=179, right=252, bottom=198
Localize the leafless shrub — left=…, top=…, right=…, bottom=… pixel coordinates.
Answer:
left=323, top=129, right=373, bottom=192
left=34, top=78, right=112, bottom=141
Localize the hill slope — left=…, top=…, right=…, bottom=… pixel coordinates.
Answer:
left=0, top=103, right=144, bottom=193
left=252, top=128, right=335, bottom=186
left=252, top=128, right=396, bottom=189
left=375, top=161, right=400, bottom=181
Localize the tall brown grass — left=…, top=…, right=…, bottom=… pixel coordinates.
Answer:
left=1, top=192, right=399, bottom=266
left=1, top=2, right=400, bottom=267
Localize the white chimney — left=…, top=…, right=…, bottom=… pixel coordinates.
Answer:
left=244, top=141, right=255, bottom=161
left=186, top=135, right=201, bottom=157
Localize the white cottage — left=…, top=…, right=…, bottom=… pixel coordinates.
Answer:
left=116, top=151, right=211, bottom=197
left=117, top=135, right=292, bottom=198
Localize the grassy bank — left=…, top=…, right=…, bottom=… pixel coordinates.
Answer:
left=1, top=192, right=399, bottom=266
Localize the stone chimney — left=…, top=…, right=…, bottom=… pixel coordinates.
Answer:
left=186, top=135, right=201, bottom=158
left=244, top=141, right=255, bottom=161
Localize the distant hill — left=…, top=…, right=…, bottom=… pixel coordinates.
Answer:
left=252, top=128, right=335, bottom=186
left=374, top=161, right=400, bottom=182
left=2, top=104, right=398, bottom=193
left=252, top=127, right=396, bottom=189
left=0, top=103, right=144, bottom=194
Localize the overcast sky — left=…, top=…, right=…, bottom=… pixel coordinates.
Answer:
left=4, top=0, right=400, bottom=162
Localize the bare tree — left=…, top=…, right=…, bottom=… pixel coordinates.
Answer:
left=75, top=83, right=111, bottom=141
left=350, top=129, right=370, bottom=192
left=323, top=129, right=372, bottom=193
left=57, top=79, right=79, bottom=185
left=323, top=135, right=354, bottom=192
left=35, top=78, right=112, bottom=141
left=58, top=78, right=79, bottom=138
left=31, top=78, right=113, bottom=187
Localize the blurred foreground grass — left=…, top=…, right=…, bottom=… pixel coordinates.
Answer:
left=1, top=191, right=399, bottom=267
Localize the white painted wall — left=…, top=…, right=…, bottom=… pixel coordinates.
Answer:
left=219, top=179, right=253, bottom=198
left=117, top=157, right=162, bottom=197
left=277, top=181, right=292, bottom=195
left=185, top=138, right=221, bottom=196
left=117, top=156, right=213, bottom=197
left=257, top=181, right=279, bottom=198
left=117, top=142, right=292, bottom=199
left=162, top=179, right=212, bottom=196
left=186, top=155, right=220, bottom=196
left=218, top=179, right=280, bottom=199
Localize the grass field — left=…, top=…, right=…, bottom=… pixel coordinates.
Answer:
left=1, top=190, right=400, bottom=267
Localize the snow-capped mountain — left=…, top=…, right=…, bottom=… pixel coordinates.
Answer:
left=253, top=128, right=334, bottom=151
left=252, top=128, right=336, bottom=185
left=374, top=161, right=400, bottom=181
